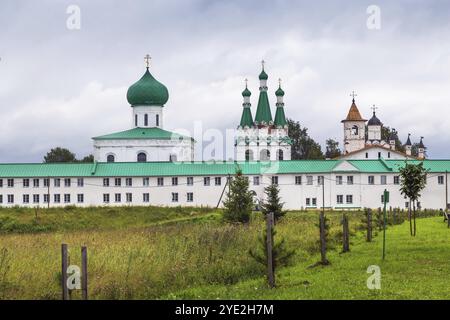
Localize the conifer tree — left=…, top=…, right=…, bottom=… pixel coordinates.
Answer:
left=260, top=183, right=286, bottom=222
left=222, top=168, right=254, bottom=223
left=249, top=226, right=295, bottom=274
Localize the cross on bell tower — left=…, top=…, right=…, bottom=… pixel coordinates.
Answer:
left=350, top=91, right=357, bottom=103
left=371, top=104, right=378, bottom=114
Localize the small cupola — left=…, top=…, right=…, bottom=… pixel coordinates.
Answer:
left=368, top=110, right=382, bottom=126
left=239, top=79, right=253, bottom=128
left=418, top=136, right=426, bottom=159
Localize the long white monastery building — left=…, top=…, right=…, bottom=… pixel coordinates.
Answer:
left=0, top=59, right=449, bottom=210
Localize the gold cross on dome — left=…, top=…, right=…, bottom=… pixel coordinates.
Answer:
left=144, top=54, right=151, bottom=68
left=278, top=78, right=282, bottom=87
left=244, top=78, right=248, bottom=88
left=261, top=59, right=265, bottom=70
left=371, top=104, right=378, bottom=113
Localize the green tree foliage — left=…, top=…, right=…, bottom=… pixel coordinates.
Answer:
left=222, top=169, right=254, bottom=223
left=382, top=126, right=405, bottom=153
left=325, top=138, right=342, bottom=159
left=249, top=225, right=295, bottom=274
left=80, top=154, right=94, bottom=163
left=287, top=119, right=324, bottom=160
left=260, top=183, right=285, bottom=222
left=43, top=148, right=94, bottom=163
left=399, top=162, right=428, bottom=236
left=43, top=147, right=76, bottom=163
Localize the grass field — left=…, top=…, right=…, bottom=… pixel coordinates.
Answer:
left=0, top=206, right=448, bottom=300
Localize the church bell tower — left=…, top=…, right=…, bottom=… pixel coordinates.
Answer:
left=342, top=92, right=367, bottom=154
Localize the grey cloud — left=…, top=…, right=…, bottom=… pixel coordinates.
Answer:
left=0, top=0, right=449, bottom=162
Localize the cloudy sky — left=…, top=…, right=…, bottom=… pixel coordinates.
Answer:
left=1, top=0, right=450, bottom=162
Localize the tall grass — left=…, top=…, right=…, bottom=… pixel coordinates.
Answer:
left=0, top=206, right=217, bottom=234
left=0, top=208, right=442, bottom=299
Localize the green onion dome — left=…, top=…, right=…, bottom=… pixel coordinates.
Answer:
left=127, top=68, right=169, bottom=106
left=242, top=87, right=251, bottom=97
left=275, top=86, right=285, bottom=97
left=259, top=69, right=268, bottom=80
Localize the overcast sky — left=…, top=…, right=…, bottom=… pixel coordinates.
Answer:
left=1, top=0, right=450, bottom=162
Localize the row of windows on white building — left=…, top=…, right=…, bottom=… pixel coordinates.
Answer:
left=0, top=191, right=420, bottom=208
left=106, top=152, right=178, bottom=163
left=0, top=175, right=446, bottom=189
left=0, top=192, right=194, bottom=205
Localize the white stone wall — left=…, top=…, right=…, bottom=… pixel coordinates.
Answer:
left=367, top=125, right=381, bottom=141
left=235, top=127, right=291, bottom=161
left=93, top=138, right=194, bottom=162
left=339, top=147, right=410, bottom=160
left=1, top=172, right=448, bottom=210
left=343, top=121, right=366, bottom=153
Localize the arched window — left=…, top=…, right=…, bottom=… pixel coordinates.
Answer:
left=137, top=152, right=147, bottom=162
left=107, top=154, right=115, bottom=163
left=245, top=150, right=253, bottom=161
left=352, top=125, right=359, bottom=136
left=135, top=114, right=138, bottom=127
left=169, top=154, right=177, bottom=162
left=144, top=114, right=148, bottom=126
left=260, top=149, right=270, bottom=161
left=156, top=114, right=160, bottom=127
left=277, top=149, right=284, bottom=161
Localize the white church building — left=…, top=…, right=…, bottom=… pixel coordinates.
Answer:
left=0, top=58, right=449, bottom=211
left=93, top=56, right=195, bottom=163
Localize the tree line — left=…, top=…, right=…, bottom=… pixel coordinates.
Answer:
left=43, top=118, right=423, bottom=163
left=43, top=147, right=93, bottom=163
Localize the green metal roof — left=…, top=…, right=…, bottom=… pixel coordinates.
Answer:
left=274, top=105, right=287, bottom=127
left=92, top=127, right=193, bottom=141
left=239, top=106, right=254, bottom=127
left=254, top=91, right=272, bottom=124
left=126, top=68, right=169, bottom=106
left=0, top=163, right=94, bottom=178
left=1, top=160, right=449, bottom=178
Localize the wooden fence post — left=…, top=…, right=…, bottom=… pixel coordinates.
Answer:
left=266, top=212, right=275, bottom=288
left=319, top=212, right=329, bottom=265
left=81, top=246, right=88, bottom=300
left=389, top=206, right=392, bottom=222
left=342, top=214, right=350, bottom=252
left=61, top=244, right=69, bottom=300
left=367, top=208, right=372, bottom=242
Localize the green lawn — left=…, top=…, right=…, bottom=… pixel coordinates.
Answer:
left=0, top=207, right=448, bottom=299
left=168, top=216, right=450, bottom=299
